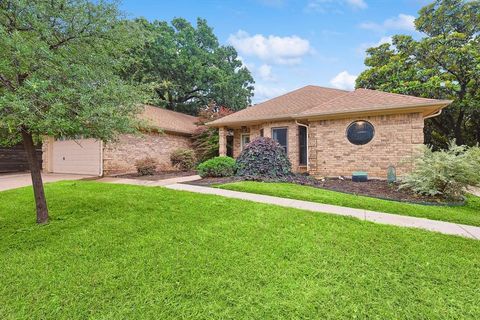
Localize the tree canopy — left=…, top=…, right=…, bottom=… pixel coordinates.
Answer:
left=356, top=0, right=480, bottom=148
left=0, top=0, right=144, bottom=222
left=122, top=18, right=254, bottom=115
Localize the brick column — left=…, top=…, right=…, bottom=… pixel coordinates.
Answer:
left=219, top=127, right=227, bottom=156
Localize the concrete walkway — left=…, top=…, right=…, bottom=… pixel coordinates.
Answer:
left=165, top=183, right=480, bottom=240
left=0, top=172, right=94, bottom=191
left=97, top=175, right=202, bottom=187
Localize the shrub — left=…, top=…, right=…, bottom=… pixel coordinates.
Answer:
left=197, top=156, right=236, bottom=178
left=170, top=148, right=196, bottom=171
left=400, top=142, right=480, bottom=200
left=236, top=137, right=292, bottom=180
left=135, top=157, right=157, bottom=176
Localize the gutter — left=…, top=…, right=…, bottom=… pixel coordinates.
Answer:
left=423, top=108, right=442, bottom=119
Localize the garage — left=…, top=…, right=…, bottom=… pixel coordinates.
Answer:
left=50, top=138, right=102, bottom=176
left=0, top=144, right=42, bottom=173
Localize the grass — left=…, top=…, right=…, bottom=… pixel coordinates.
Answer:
left=218, top=181, right=480, bottom=227
left=0, top=181, right=480, bottom=319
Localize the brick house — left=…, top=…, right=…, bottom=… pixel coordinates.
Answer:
left=42, top=105, right=198, bottom=176
left=208, top=86, right=451, bottom=178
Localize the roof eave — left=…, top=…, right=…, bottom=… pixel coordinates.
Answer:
left=294, top=101, right=453, bottom=120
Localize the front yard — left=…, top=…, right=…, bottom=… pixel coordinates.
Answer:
left=1, top=181, right=480, bottom=319
left=219, top=181, right=480, bottom=227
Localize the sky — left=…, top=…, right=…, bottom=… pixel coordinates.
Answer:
left=120, top=0, right=430, bottom=103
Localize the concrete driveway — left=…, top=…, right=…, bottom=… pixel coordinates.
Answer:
left=0, top=172, right=95, bottom=192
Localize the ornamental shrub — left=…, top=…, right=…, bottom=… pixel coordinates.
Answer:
left=197, top=156, right=236, bottom=178
left=135, top=157, right=157, bottom=176
left=170, top=148, right=196, bottom=171
left=236, top=137, right=292, bottom=180
left=400, top=142, right=480, bottom=200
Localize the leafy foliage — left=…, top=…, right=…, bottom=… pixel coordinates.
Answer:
left=192, top=103, right=234, bottom=163
left=135, top=157, right=157, bottom=176
left=170, top=148, right=196, bottom=171
left=400, top=142, right=480, bottom=200
left=236, top=137, right=292, bottom=180
left=121, top=18, right=254, bottom=115
left=0, top=0, right=144, bottom=146
left=197, top=156, right=236, bottom=178
left=356, top=0, right=480, bottom=149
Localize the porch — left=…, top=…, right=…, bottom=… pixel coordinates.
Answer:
left=217, top=121, right=310, bottom=173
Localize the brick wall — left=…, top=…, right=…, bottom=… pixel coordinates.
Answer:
left=309, top=113, right=424, bottom=178
left=229, top=112, right=424, bottom=178
left=103, top=132, right=192, bottom=175
left=231, top=121, right=303, bottom=172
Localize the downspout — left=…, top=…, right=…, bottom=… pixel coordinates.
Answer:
left=295, top=120, right=309, bottom=169
left=424, top=108, right=442, bottom=119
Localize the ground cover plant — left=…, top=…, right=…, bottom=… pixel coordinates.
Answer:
left=219, top=181, right=480, bottom=227
left=1, top=181, right=480, bottom=319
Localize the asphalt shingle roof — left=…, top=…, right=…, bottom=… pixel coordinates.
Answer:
left=139, top=105, right=198, bottom=135
left=208, top=86, right=452, bottom=126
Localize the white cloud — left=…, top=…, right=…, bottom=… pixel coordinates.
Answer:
left=257, top=64, right=276, bottom=81
left=360, top=14, right=416, bottom=32
left=345, top=0, right=367, bottom=9
left=306, top=0, right=367, bottom=13
left=228, top=30, right=311, bottom=65
left=253, top=85, right=288, bottom=103
left=330, top=71, right=357, bottom=90
left=356, top=36, right=392, bottom=55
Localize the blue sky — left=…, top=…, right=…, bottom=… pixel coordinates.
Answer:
left=121, top=0, right=429, bottom=103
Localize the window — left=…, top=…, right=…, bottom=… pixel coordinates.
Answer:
left=241, top=134, right=250, bottom=150
left=346, top=120, right=375, bottom=145
left=260, top=128, right=264, bottom=137
left=298, top=126, right=307, bottom=165
left=272, top=127, right=288, bottom=153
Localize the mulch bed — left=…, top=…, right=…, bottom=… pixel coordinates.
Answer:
left=186, top=176, right=462, bottom=205
left=115, top=170, right=198, bottom=181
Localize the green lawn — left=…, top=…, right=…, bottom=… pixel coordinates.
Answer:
left=218, top=181, right=480, bottom=227
left=1, top=181, right=480, bottom=319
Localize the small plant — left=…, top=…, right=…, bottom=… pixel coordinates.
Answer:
left=197, top=156, right=236, bottom=178
left=236, top=137, right=292, bottom=180
left=400, top=142, right=480, bottom=200
left=170, top=148, right=196, bottom=171
left=135, top=157, right=157, bottom=176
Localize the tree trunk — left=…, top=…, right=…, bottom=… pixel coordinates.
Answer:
left=21, top=130, right=49, bottom=224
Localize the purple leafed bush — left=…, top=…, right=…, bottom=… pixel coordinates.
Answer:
left=236, top=137, right=292, bottom=180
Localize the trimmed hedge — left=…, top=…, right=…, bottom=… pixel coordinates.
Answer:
left=236, top=137, right=292, bottom=180
left=197, top=156, right=236, bottom=178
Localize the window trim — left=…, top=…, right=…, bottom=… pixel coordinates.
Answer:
left=240, top=133, right=250, bottom=150
left=298, top=125, right=308, bottom=166
left=271, top=127, right=288, bottom=153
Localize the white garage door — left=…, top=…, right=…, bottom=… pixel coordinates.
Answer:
left=52, top=138, right=102, bottom=175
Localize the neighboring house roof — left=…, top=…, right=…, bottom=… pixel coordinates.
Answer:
left=139, top=105, right=199, bottom=135
left=207, top=86, right=452, bottom=127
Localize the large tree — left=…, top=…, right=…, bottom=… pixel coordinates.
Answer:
left=356, top=0, right=480, bottom=149
left=0, top=0, right=142, bottom=223
left=122, top=18, right=254, bottom=115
